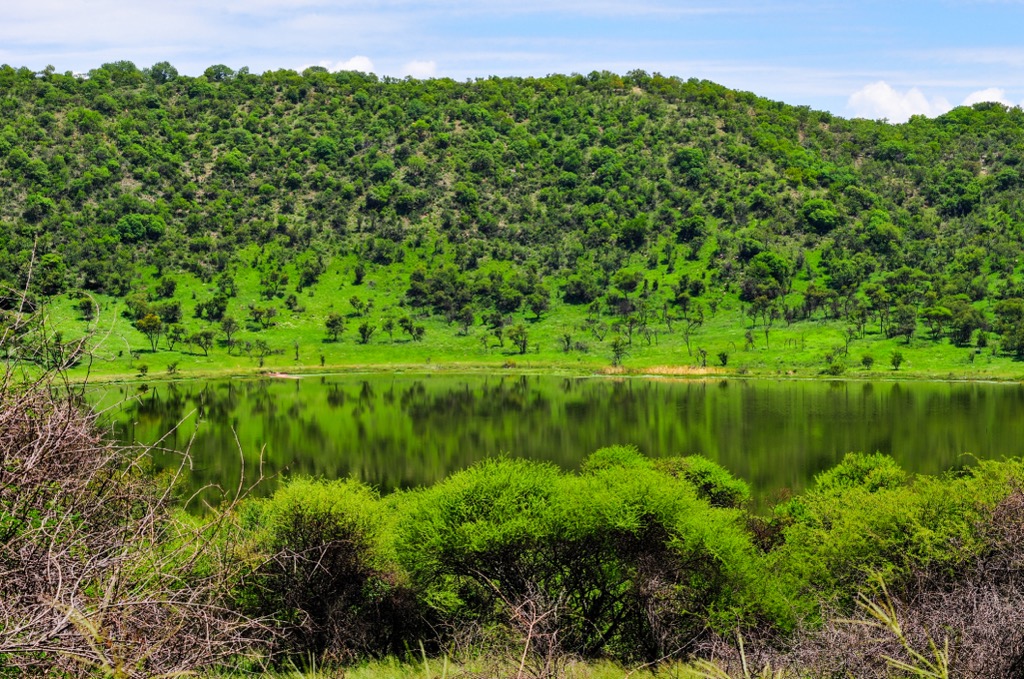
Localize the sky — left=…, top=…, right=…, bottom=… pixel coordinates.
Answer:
left=1, top=0, right=1023, bottom=123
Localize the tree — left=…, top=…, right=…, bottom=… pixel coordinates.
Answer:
left=325, top=313, right=345, bottom=342
left=203, top=64, right=234, bottom=81
left=251, top=339, right=272, bottom=367
left=196, top=294, right=229, bottom=322
left=508, top=324, right=529, bottom=354
left=155, top=301, right=182, bottom=325
left=682, top=305, right=704, bottom=356
left=116, top=214, right=166, bottom=243
left=189, top=329, right=216, bottom=356
left=357, top=322, right=376, bottom=344
left=995, top=299, right=1024, bottom=357
left=947, top=300, right=985, bottom=347
left=671, top=147, right=708, bottom=187
left=921, top=306, right=952, bottom=340
left=148, top=61, right=178, bottom=84
left=801, top=198, right=842, bottom=234
left=154, top=277, right=177, bottom=299
left=135, top=314, right=164, bottom=352
left=36, top=254, right=67, bottom=296
left=350, top=296, right=369, bottom=316
left=740, top=251, right=792, bottom=303
left=486, top=311, right=508, bottom=347
left=260, top=270, right=288, bottom=300
left=527, top=290, right=550, bottom=320
left=166, top=324, right=187, bottom=351
left=891, top=304, right=917, bottom=344
left=76, top=298, right=95, bottom=321
left=563, top=273, right=599, bottom=305
left=248, top=305, right=277, bottom=329
left=456, top=307, right=474, bottom=336
left=610, top=335, right=629, bottom=366
left=221, top=316, right=240, bottom=345
left=890, top=349, right=904, bottom=371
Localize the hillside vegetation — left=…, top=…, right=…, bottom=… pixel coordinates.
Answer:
left=2, top=61, right=1024, bottom=377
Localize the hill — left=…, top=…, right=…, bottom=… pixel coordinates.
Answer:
left=2, top=61, right=1024, bottom=378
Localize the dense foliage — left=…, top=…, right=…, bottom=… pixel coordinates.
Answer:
left=3, top=61, right=1024, bottom=373
left=230, top=450, right=1024, bottom=674
left=235, top=449, right=785, bottom=663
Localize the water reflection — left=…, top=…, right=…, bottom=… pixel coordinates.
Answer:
left=91, top=376, right=1024, bottom=506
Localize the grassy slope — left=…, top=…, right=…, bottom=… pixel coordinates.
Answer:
left=55, top=239, right=1021, bottom=383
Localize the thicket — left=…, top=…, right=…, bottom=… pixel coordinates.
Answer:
left=3, top=62, right=1024, bottom=372
left=232, top=449, right=1024, bottom=676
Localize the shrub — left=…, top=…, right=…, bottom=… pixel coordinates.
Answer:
left=890, top=349, right=904, bottom=370
left=771, top=454, right=1024, bottom=610
left=393, top=455, right=791, bottom=662
left=0, top=344, right=262, bottom=674
left=813, top=452, right=907, bottom=494
left=234, top=478, right=416, bottom=662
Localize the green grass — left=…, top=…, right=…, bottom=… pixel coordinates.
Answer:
left=222, top=657, right=709, bottom=679
left=39, top=243, right=1024, bottom=385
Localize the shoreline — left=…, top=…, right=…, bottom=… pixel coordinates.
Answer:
left=64, top=359, right=1024, bottom=387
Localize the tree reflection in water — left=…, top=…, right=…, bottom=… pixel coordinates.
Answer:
left=91, top=376, right=1024, bottom=508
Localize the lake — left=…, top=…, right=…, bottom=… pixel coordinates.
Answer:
left=91, top=374, right=1024, bottom=506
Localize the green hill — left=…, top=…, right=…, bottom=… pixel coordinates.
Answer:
left=2, top=61, right=1024, bottom=378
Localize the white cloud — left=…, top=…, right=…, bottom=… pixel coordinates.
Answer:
left=847, top=81, right=951, bottom=123
left=962, top=87, right=1013, bottom=106
left=321, top=56, right=376, bottom=73
left=402, top=59, right=437, bottom=78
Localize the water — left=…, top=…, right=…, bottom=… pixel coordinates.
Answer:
left=91, top=375, right=1024, bottom=505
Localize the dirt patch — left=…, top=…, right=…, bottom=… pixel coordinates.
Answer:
left=641, top=365, right=727, bottom=376
left=598, top=365, right=727, bottom=377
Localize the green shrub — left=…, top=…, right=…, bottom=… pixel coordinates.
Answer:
left=814, top=452, right=908, bottom=494
left=771, top=456, right=1024, bottom=611
left=393, top=456, right=791, bottom=661
left=235, top=478, right=415, bottom=662
left=579, top=444, right=654, bottom=473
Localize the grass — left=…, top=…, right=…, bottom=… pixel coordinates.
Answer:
left=223, top=657, right=711, bottom=679
left=37, top=244, right=1024, bottom=385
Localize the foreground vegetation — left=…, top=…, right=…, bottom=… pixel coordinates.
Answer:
left=3, top=63, right=1024, bottom=380
left=4, top=332, right=1024, bottom=676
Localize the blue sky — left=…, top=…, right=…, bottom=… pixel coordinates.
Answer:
left=2, top=0, right=1022, bottom=122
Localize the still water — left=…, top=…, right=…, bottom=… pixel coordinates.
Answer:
left=92, top=375, right=1024, bottom=504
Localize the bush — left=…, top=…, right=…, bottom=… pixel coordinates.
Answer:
left=771, top=454, right=1024, bottom=610
left=778, top=489, right=1024, bottom=677
left=813, top=451, right=907, bottom=494
left=234, top=478, right=417, bottom=662
left=393, top=455, right=791, bottom=662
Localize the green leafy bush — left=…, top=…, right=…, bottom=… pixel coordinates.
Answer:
left=234, top=478, right=416, bottom=662
left=771, top=454, right=1024, bottom=610
left=392, top=455, right=791, bottom=661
